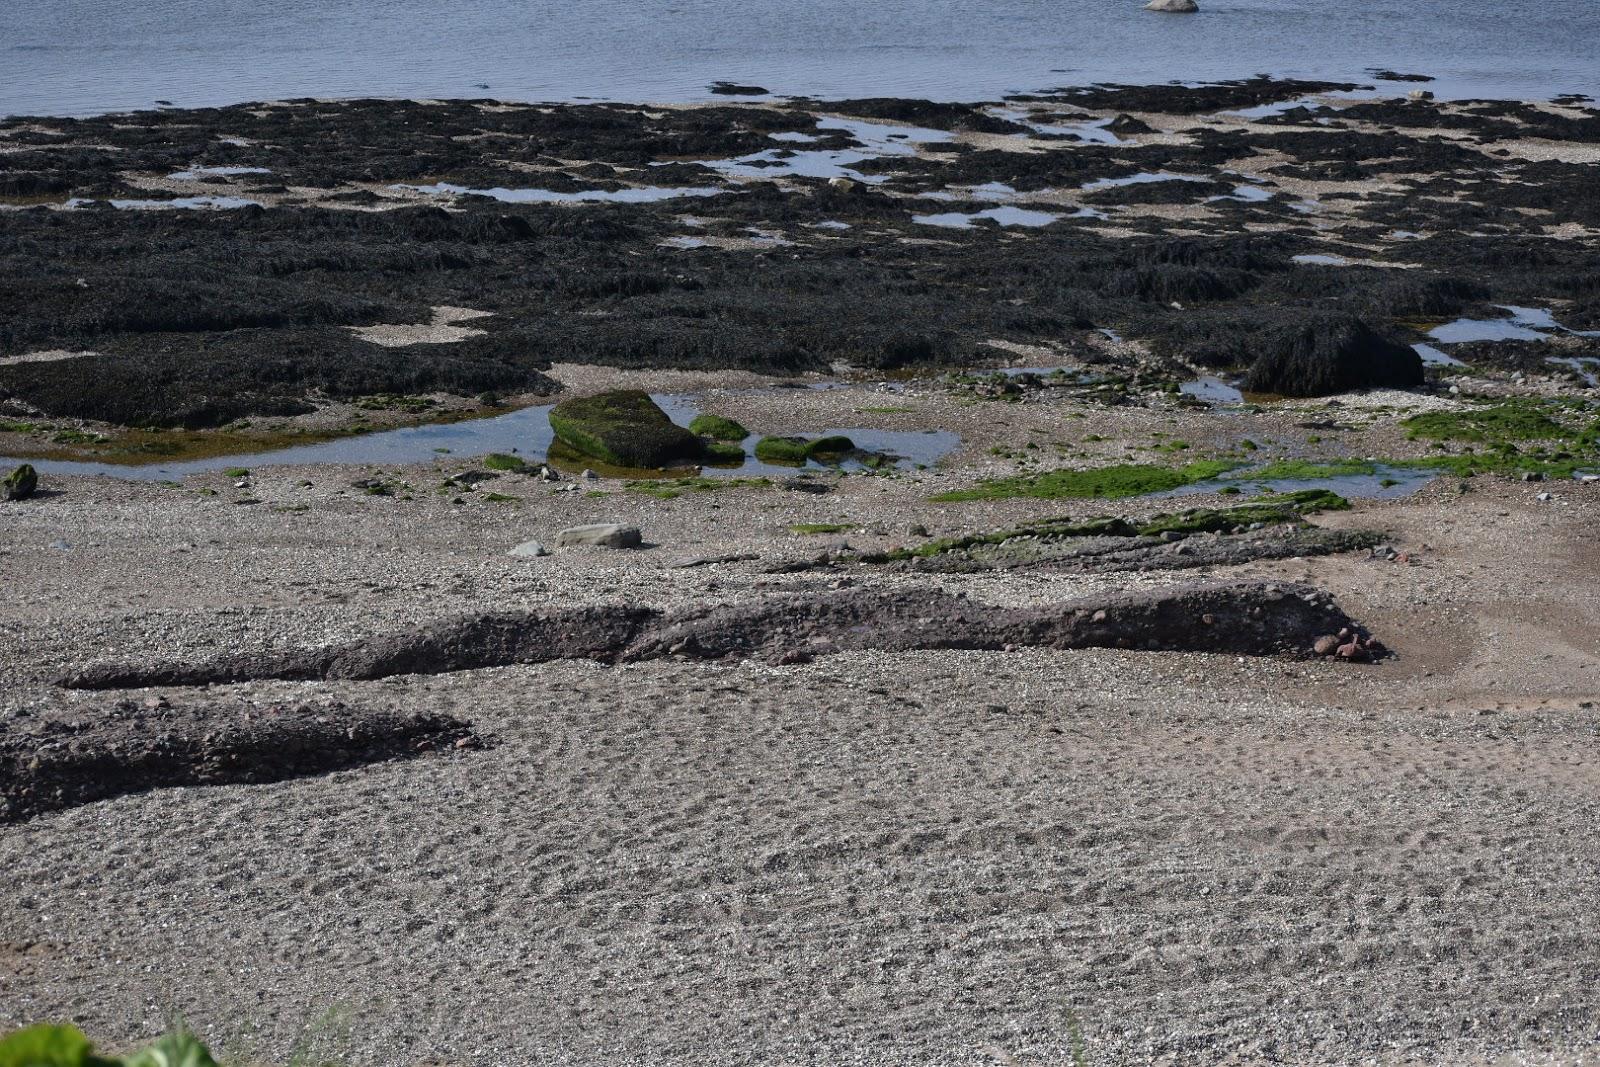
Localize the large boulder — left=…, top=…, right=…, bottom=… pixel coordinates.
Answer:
left=4, top=464, right=38, bottom=501
left=548, top=390, right=706, bottom=469
left=1243, top=314, right=1422, bottom=397
left=1145, top=0, right=1199, bottom=11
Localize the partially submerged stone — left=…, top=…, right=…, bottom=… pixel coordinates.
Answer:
left=1145, top=0, right=1199, bottom=11
left=554, top=523, right=643, bottom=549
left=549, top=390, right=706, bottom=469
left=3, top=464, right=38, bottom=501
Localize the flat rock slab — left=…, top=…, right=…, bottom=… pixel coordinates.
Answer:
left=555, top=524, right=643, bottom=549
left=0, top=700, right=482, bottom=822
left=60, top=581, right=1373, bottom=690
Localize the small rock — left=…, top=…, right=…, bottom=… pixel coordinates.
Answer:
left=581, top=469, right=599, bottom=481
left=1144, top=0, right=1198, bottom=10
left=1312, top=635, right=1341, bottom=657
left=508, top=540, right=549, bottom=558
left=538, top=466, right=560, bottom=482
left=1522, top=471, right=1544, bottom=482
left=1536, top=492, right=1554, bottom=502
left=1408, top=89, right=1435, bottom=101
left=907, top=523, right=929, bottom=538
left=554, top=523, right=642, bottom=549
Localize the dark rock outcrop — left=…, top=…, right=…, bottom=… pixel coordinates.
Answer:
left=0, top=700, right=482, bottom=822
left=60, top=581, right=1375, bottom=690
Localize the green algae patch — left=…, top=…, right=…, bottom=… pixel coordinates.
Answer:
left=930, top=460, right=1244, bottom=502
left=1136, top=490, right=1351, bottom=535
left=1228, top=458, right=1377, bottom=481
left=688, top=414, right=749, bottom=441
left=482, top=452, right=530, bottom=472
left=1403, top=401, right=1572, bottom=444
left=549, top=390, right=707, bottom=469
left=626, top=476, right=772, bottom=500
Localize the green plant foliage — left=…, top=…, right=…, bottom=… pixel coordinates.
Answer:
left=221, top=467, right=250, bottom=479
left=120, top=1032, right=219, bottom=1067
left=0, top=1024, right=115, bottom=1067
left=930, top=460, right=1243, bottom=502
left=687, top=414, right=748, bottom=441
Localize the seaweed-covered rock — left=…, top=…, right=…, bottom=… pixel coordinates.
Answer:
left=1243, top=314, right=1422, bottom=397
left=688, top=413, right=749, bottom=440
left=754, top=435, right=857, bottom=465
left=548, top=390, right=707, bottom=468
left=3, top=464, right=38, bottom=501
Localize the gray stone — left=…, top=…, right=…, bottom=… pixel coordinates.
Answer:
left=1145, top=0, right=1198, bottom=11
left=554, top=523, right=642, bottom=549
left=508, top=540, right=549, bottom=558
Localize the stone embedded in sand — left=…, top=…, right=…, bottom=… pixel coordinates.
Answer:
left=3, top=464, right=38, bottom=501
left=555, top=523, right=643, bottom=549
left=548, top=390, right=707, bottom=469
left=1145, top=0, right=1199, bottom=11
left=508, top=540, right=549, bottom=557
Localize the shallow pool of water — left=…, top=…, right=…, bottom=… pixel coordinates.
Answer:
left=1079, top=171, right=1211, bottom=192
left=1180, top=376, right=1246, bottom=404
left=405, top=182, right=727, bottom=204
left=1156, top=463, right=1437, bottom=501
left=911, top=205, right=1061, bottom=228
left=1, top=392, right=959, bottom=481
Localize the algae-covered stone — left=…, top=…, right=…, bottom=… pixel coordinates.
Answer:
left=754, top=435, right=857, bottom=466
left=754, top=436, right=812, bottom=465
left=688, top=414, right=749, bottom=441
left=4, top=464, right=38, bottom=501
left=549, top=391, right=706, bottom=469
left=805, top=435, right=855, bottom=460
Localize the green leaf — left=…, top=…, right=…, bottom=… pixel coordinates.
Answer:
left=119, top=1032, right=219, bottom=1067
left=0, top=1024, right=112, bottom=1067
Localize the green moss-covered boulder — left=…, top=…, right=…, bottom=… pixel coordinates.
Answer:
left=3, top=464, right=38, bottom=501
left=688, top=414, right=749, bottom=441
left=549, top=391, right=706, bottom=469
left=482, top=452, right=529, bottom=472
left=701, top=439, right=746, bottom=464
left=805, top=435, right=855, bottom=460
left=754, top=436, right=812, bottom=465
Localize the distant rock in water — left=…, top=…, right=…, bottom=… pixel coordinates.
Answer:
left=1145, top=0, right=1199, bottom=12
left=708, top=82, right=769, bottom=96
left=1244, top=314, right=1423, bottom=398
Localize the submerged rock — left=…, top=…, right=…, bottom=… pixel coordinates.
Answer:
left=4, top=464, right=38, bottom=501
left=1145, top=0, right=1199, bottom=11
left=548, top=390, right=707, bottom=469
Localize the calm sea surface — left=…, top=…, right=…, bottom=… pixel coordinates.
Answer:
left=3, top=0, right=1598, bottom=117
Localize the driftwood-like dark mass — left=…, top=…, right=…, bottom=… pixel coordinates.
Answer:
left=59, top=581, right=1372, bottom=690
left=0, top=700, right=481, bottom=822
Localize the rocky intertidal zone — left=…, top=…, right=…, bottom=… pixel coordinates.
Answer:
left=0, top=700, right=482, bottom=822
left=57, top=581, right=1374, bottom=690
left=0, top=80, right=1597, bottom=440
